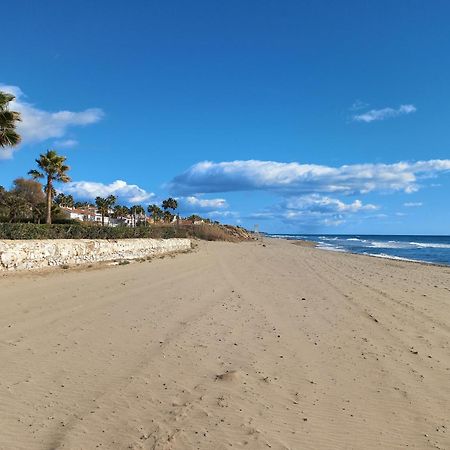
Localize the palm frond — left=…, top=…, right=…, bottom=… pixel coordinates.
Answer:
left=0, top=129, right=21, bottom=147
left=28, top=169, right=44, bottom=179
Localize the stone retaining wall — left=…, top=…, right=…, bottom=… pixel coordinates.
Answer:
left=0, top=238, right=192, bottom=271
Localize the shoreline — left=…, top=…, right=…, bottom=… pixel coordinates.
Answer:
left=270, top=236, right=450, bottom=268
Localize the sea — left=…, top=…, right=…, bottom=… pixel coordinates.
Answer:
left=269, top=234, right=450, bottom=266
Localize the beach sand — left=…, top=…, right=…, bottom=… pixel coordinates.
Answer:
left=1, top=238, right=449, bottom=449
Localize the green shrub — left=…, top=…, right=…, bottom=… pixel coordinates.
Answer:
left=0, top=223, right=190, bottom=240
left=0, top=222, right=252, bottom=241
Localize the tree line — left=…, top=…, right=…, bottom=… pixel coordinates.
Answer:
left=1, top=89, right=211, bottom=227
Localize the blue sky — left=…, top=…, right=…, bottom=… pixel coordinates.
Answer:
left=1, top=0, right=450, bottom=234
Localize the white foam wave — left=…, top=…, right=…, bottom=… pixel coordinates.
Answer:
left=317, top=244, right=347, bottom=253
left=409, top=242, right=450, bottom=249
left=364, top=253, right=430, bottom=264
left=369, top=241, right=409, bottom=249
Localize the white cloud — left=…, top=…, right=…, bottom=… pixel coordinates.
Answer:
left=404, top=202, right=423, bottom=207
left=183, top=196, right=228, bottom=209
left=169, top=159, right=450, bottom=196
left=64, top=180, right=154, bottom=203
left=353, top=104, right=416, bottom=123
left=53, top=139, right=79, bottom=148
left=176, top=195, right=229, bottom=217
left=248, top=194, right=378, bottom=227
left=0, top=83, right=103, bottom=158
left=284, top=194, right=378, bottom=213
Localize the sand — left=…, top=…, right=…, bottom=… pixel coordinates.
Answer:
left=1, top=238, right=449, bottom=449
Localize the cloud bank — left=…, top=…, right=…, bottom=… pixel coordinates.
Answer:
left=169, top=159, right=450, bottom=196
left=353, top=104, right=416, bottom=123
left=248, top=194, right=378, bottom=227
left=284, top=194, right=377, bottom=214
left=0, top=83, right=103, bottom=158
left=170, top=159, right=450, bottom=227
left=65, top=180, right=154, bottom=203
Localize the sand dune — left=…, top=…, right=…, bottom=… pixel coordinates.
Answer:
left=1, top=239, right=449, bottom=449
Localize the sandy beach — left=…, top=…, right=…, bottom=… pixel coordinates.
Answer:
left=1, top=238, right=449, bottom=450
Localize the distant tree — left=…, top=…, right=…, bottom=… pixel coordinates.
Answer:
left=147, top=204, right=163, bottom=223
left=162, top=198, right=178, bottom=224
left=130, top=205, right=145, bottom=227
left=163, top=210, right=174, bottom=223
left=28, top=150, right=71, bottom=224
left=0, top=91, right=21, bottom=149
left=187, top=214, right=202, bottom=224
left=95, top=195, right=116, bottom=226
left=11, top=178, right=46, bottom=223
left=0, top=182, right=31, bottom=223
left=112, top=205, right=130, bottom=226
left=162, top=197, right=178, bottom=213
left=12, top=178, right=45, bottom=203
left=54, top=192, right=74, bottom=208
left=74, top=201, right=92, bottom=209
left=112, top=204, right=127, bottom=218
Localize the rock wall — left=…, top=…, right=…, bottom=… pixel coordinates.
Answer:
left=0, top=238, right=192, bottom=271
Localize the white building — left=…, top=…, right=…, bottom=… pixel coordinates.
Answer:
left=61, top=206, right=146, bottom=227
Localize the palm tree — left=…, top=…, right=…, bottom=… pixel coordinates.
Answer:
left=187, top=214, right=202, bottom=224
left=112, top=205, right=130, bottom=225
left=74, top=201, right=91, bottom=209
left=95, top=195, right=116, bottom=226
left=162, top=197, right=178, bottom=224
left=130, top=205, right=145, bottom=227
left=162, top=197, right=178, bottom=213
left=147, top=204, right=163, bottom=223
left=28, top=150, right=71, bottom=224
left=54, top=193, right=74, bottom=208
left=163, top=210, right=174, bottom=223
left=0, top=91, right=21, bottom=149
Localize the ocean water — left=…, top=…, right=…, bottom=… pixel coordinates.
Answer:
left=269, top=234, right=450, bottom=266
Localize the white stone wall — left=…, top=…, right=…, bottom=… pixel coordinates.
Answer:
left=0, top=238, right=192, bottom=271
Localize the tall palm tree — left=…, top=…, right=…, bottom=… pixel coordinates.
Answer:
left=28, top=150, right=71, bottom=224
left=0, top=91, right=21, bottom=149
left=147, top=204, right=163, bottom=223
left=95, top=195, right=116, bottom=226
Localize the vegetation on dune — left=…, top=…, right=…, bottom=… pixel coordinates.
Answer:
left=0, top=222, right=252, bottom=241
